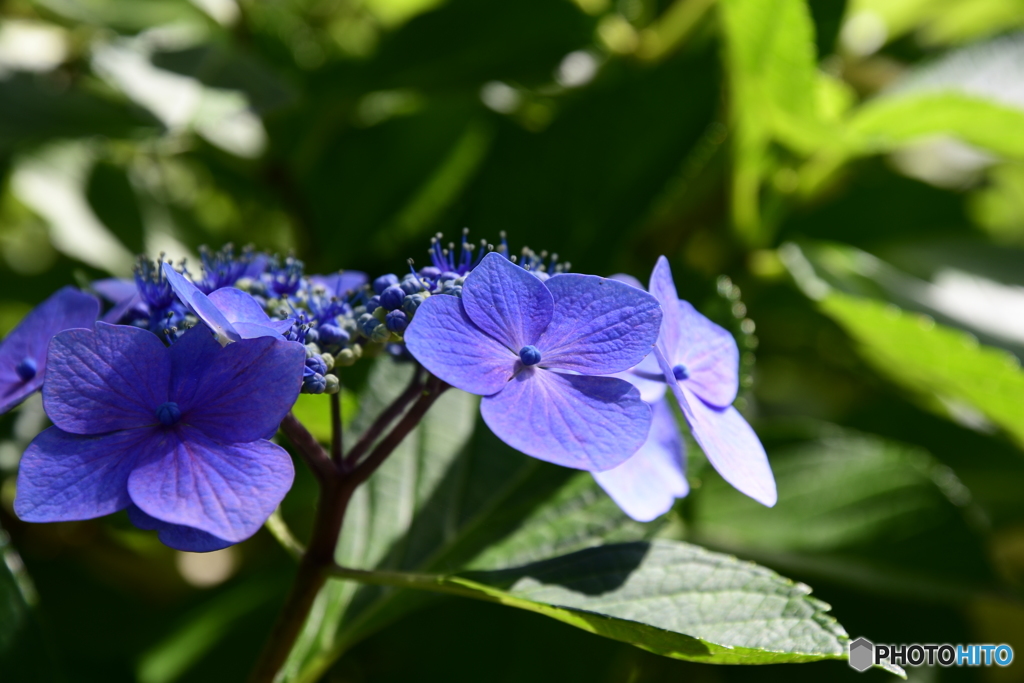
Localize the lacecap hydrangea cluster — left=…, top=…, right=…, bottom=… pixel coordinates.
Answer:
left=3, top=234, right=776, bottom=552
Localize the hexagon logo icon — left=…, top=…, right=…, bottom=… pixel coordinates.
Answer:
left=849, top=637, right=875, bottom=672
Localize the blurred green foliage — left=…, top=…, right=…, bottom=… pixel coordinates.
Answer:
left=2, top=0, right=1024, bottom=680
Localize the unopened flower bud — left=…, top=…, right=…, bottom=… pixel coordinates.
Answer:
left=320, top=352, right=335, bottom=371
left=372, top=273, right=399, bottom=294
left=385, top=309, right=408, bottom=333
left=324, top=374, right=340, bottom=394
left=380, top=284, right=405, bottom=311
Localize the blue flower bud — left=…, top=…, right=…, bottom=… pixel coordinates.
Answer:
left=302, top=372, right=327, bottom=394
left=373, top=273, right=399, bottom=295
left=15, top=357, right=37, bottom=382
left=385, top=309, right=408, bottom=333
left=306, top=354, right=328, bottom=377
left=357, top=313, right=379, bottom=337
left=365, top=295, right=382, bottom=314
left=672, top=364, right=689, bottom=381
left=519, top=345, right=541, bottom=366
left=400, top=274, right=423, bottom=295
left=439, top=271, right=460, bottom=282
left=402, top=293, right=427, bottom=315
left=440, top=281, right=463, bottom=296
left=318, top=323, right=349, bottom=346
left=304, top=327, right=320, bottom=344
left=380, top=284, right=405, bottom=311
left=156, top=401, right=182, bottom=426
left=419, top=266, right=441, bottom=280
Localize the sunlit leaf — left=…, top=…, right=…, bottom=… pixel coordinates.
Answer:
left=328, top=540, right=903, bottom=673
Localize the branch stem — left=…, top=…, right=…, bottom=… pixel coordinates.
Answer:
left=248, top=372, right=447, bottom=683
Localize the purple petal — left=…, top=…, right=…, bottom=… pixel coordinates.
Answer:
left=127, top=505, right=233, bottom=552
left=0, top=287, right=99, bottom=414
left=647, top=257, right=739, bottom=408
left=14, top=426, right=154, bottom=522
left=614, top=352, right=667, bottom=403
left=208, top=288, right=291, bottom=339
left=128, top=428, right=294, bottom=543
left=92, top=278, right=137, bottom=303
left=168, top=326, right=305, bottom=443
left=309, top=271, right=368, bottom=298
left=593, top=398, right=688, bottom=522
left=673, top=300, right=739, bottom=408
left=535, top=274, right=662, bottom=374
left=480, top=369, right=651, bottom=471
left=44, top=323, right=170, bottom=434
left=232, top=322, right=291, bottom=340
left=405, top=294, right=516, bottom=395
left=207, top=288, right=270, bottom=325
left=162, top=263, right=241, bottom=345
left=610, top=273, right=644, bottom=289
left=654, top=347, right=776, bottom=506
left=647, top=256, right=684, bottom=367
left=102, top=291, right=145, bottom=324
left=242, top=253, right=270, bottom=279
left=461, top=252, right=553, bottom=351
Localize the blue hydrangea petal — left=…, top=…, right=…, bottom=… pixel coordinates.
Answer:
left=162, top=263, right=241, bottom=345
left=673, top=299, right=739, bottom=408
left=44, top=323, right=170, bottom=434
left=609, top=273, right=644, bottom=289
left=308, top=271, right=368, bottom=297
left=0, top=287, right=100, bottom=415
left=479, top=369, right=651, bottom=471
left=14, top=425, right=154, bottom=522
left=168, top=327, right=305, bottom=443
left=207, top=288, right=293, bottom=338
left=648, top=256, right=684, bottom=367
left=461, top=252, right=553, bottom=351
left=655, top=347, right=776, bottom=507
left=404, top=294, right=515, bottom=395
left=92, top=278, right=137, bottom=303
left=534, top=273, right=662, bottom=374
left=614, top=352, right=667, bottom=403
left=126, top=505, right=233, bottom=552
left=593, top=398, right=688, bottom=522
left=127, top=427, right=294, bottom=543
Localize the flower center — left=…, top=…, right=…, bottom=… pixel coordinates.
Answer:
left=519, top=345, right=542, bottom=366
left=672, top=364, right=689, bottom=381
left=15, top=357, right=37, bottom=382
left=156, top=401, right=182, bottom=426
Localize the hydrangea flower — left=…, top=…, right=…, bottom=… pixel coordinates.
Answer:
left=163, top=263, right=293, bottom=343
left=643, top=257, right=777, bottom=506
left=0, top=287, right=99, bottom=415
left=14, top=323, right=305, bottom=551
left=405, top=252, right=662, bottom=470
left=592, top=397, right=688, bottom=522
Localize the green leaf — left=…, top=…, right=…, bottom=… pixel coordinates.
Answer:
left=848, top=93, right=1024, bottom=160
left=719, top=0, right=827, bottom=241
left=280, top=357, right=651, bottom=682
left=329, top=540, right=902, bottom=672
left=820, top=294, right=1024, bottom=448
left=692, top=426, right=999, bottom=602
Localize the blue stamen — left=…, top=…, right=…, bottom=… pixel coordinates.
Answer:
left=156, top=401, right=182, bottom=426
left=15, top=357, right=37, bottom=382
left=519, top=345, right=542, bottom=366
left=672, top=364, right=689, bottom=381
